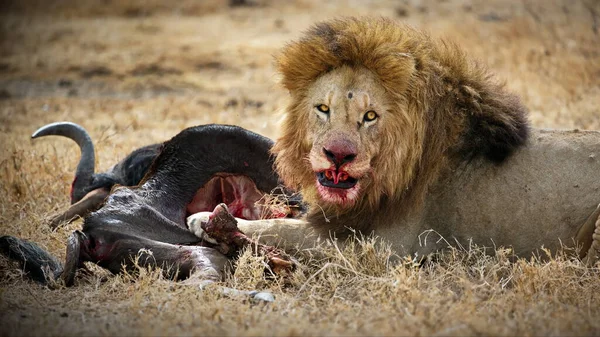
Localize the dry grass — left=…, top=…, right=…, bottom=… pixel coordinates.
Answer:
left=1, top=0, right=599, bottom=336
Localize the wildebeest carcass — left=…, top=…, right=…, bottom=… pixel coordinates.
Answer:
left=1, top=124, right=302, bottom=295
left=32, top=122, right=162, bottom=228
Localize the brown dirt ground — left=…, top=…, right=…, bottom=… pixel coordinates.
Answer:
left=1, top=0, right=599, bottom=336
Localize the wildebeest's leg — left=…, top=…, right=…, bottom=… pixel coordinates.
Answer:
left=0, top=236, right=63, bottom=283
left=576, top=203, right=600, bottom=266
left=0, top=233, right=227, bottom=286
left=72, top=227, right=229, bottom=284
left=49, top=188, right=109, bottom=229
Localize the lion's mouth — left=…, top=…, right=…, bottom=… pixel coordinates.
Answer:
left=316, top=169, right=358, bottom=189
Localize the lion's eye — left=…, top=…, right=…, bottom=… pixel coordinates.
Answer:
left=364, top=110, right=378, bottom=122
left=316, top=104, right=330, bottom=113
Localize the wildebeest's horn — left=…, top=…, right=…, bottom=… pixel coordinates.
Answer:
left=32, top=122, right=96, bottom=203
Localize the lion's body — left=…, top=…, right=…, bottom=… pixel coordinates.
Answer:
left=193, top=17, right=600, bottom=262
left=378, top=129, right=600, bottom=257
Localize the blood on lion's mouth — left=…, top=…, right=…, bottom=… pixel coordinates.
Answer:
left=316, top=170, right=358, bottom=189
left=315, top=170, right=360, bottom=205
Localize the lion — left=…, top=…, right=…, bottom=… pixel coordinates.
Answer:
left=189, top=17, right=600, bottom=264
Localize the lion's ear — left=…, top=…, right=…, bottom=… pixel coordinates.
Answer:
left=455, top=81, right=530, bottom=163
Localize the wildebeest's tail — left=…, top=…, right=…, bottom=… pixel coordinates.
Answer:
left=0, top=235, right=63, bottom=284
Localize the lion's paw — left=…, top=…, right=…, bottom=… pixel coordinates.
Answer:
left=186, top=212, right=218, bottom=244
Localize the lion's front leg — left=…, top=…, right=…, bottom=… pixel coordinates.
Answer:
left=187, top=210, right=319, bottom=252
left=236, top=217, right=319, bottom=251
left=576, top=203, right=600, bottom=266
left=187, top=204, right=322, bottom=277
left=586, top=216, right=600, bottom=266
left=583, top=207, right=600, bottom=266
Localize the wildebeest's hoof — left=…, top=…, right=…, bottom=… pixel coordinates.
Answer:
left=62, top=230, right=86, bottom=287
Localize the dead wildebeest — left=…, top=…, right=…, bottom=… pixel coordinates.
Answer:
left=1, top=124, right=302, bottom=299
left=32, top=122, right=162, bottom=228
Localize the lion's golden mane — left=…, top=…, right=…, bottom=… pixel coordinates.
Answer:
left=272, top=17, right=529, bottom=232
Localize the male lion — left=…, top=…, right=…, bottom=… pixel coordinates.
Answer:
left=190, top=17, right=600, bottom=264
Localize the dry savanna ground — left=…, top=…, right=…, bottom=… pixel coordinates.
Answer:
left=1, top=0, right=600, bottom=336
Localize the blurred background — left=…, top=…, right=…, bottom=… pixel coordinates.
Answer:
left=1, top=0, right=598, bottom=141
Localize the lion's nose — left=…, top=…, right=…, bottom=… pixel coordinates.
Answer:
left=323, top=141, right=357, bottom=167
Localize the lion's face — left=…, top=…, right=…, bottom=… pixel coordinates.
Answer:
left=305, top=66, right=387, bottom=206
left=278, top=65, right=418, bottom=210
